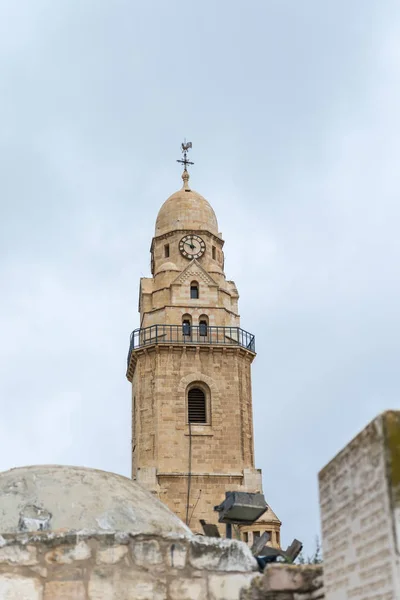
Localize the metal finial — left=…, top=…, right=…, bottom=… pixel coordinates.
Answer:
left=176, top=140, right=194, bottom=172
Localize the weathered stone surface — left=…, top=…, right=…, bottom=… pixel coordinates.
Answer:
left=132, top=539, right=163, bottom=566
left=89, top=570, right=166, bottom=600
left=319, top=410, right=400, bottom=600
left=18, top=504, right=52, bottom=532
left=240, top=565, right=324, bottom=599
left=169, top=577, right=208, bottom=600
left=0, top=543, right=37, bottom=565
left=0, top=574, right=42, bottom=599
left=30, top=565, right=48, bottom=578
left=0, top=528, right=263, bottom=599
left=208, top=573, right=254, bottom=599
left=189, top=538, right=257, bottom=572
left=45, top=540, right=91, bottom=564
left=0, top=465, right=191, bottom=537
left=87, top=577, right=114, bottom=600
left=44, top=580, right=85, bottom=599
left=166, top=542, right=187, bottom=569
left=96, top=544, right=128, bottom=564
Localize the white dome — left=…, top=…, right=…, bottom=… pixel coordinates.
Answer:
left=0, top=465, right=192, bottom=536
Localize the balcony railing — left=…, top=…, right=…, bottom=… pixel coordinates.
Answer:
left=127, top=324, right=255, bottom=366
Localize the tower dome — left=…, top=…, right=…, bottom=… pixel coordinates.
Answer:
left=155, top=171, right=219, bottom=237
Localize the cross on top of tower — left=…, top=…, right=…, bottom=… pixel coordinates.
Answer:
left=176, top=140, right=194, bottom=172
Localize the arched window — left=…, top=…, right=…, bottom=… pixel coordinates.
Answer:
left=182, top=314, right=192, bottom=337
left=199, top=315, right=208, bottom=337
left=190, top=281, right=199, bottom=299
left=188, top=387, right=207, bottom=423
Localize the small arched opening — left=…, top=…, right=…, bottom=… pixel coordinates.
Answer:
left=187, top=384, right=209, bottom=424
left=182, top=314, right=192, bottom=337
left=190, top=281, right=199, bottom=299
left=199, top=315, right=209, bottom=337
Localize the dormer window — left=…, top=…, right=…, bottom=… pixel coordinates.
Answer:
left=190, top=282, right=199, bottom=299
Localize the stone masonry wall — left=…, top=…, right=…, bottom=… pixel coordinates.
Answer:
left=0, top=530, right=325, bottom=599
left=132, top=344, right=260, bottom=535
left=241, top=564, right=324, bottom=600
left=0, top=531, right=258, bottom=599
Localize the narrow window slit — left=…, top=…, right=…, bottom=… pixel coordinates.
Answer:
left=190, top=282, right=199, bottom=299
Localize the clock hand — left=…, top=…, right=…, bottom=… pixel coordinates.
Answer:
left=185, top=242, right=195, bottom=250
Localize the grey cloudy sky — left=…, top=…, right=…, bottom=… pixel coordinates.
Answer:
left=1, top=0, right=399, bottom=553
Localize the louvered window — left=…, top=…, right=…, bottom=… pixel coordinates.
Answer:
left=188, top=388, right=206, bottom=423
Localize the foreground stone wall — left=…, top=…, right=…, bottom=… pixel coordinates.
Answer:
left=0, top=531, right=257, bottom=599
left=241, top=564, right=324, bottom=599
left=319, top=410, right=400, bottom=599
left=0, top=530, right=326, bottom=599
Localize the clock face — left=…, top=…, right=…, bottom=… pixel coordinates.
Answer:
left=179, top=235, right=206, bottom=260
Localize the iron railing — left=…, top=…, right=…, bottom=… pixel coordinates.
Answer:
left=127, top=324, right=255, bottom=366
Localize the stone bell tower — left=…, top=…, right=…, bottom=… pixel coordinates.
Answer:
left=127, top=147, right=281, bottom=543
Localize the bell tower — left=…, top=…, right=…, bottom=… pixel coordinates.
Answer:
left=127, top=146, right=281, bottom=542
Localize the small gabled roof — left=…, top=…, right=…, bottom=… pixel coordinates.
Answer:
left=171, top=258, right=219, bottom=288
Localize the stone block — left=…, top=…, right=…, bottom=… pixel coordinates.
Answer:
left=96, top=544, right=128, bottom=564
left=208, top=573, right=254, bottom=599
left=46, top=565, right=84, bottom=581
left=263, top=564, right=322, bottom=592
left=0, top=544, right=37, bottom=565
left=168, top=577, right=207, bottom=600
left=88, top=578, right=114, bottom=600
left=45, top=540, right=91, bottom=564
left=44, top=580, right=86, bottom=599
left=0, top=575, right=42, bottom=599
left=166, top=542, right=187, bottom=569
left=89, top=571, right=166, bottom=600
left=319, top=410, right=400, bottom=600
left=189, top=538, right=257, bottom=572
left=132, top=539, right=163, bottom=566
left=240, top=566, right=323, bottom=599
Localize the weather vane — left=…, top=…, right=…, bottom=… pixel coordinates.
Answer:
left=177, top=140, right=194, bottom=172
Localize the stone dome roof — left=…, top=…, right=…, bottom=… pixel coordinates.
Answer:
left=0, top=465, right=192, bottom=536
left=155, top=171, right=219, bottom=237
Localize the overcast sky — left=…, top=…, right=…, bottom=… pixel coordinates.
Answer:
left=1, top=0, right=399, bottom=554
